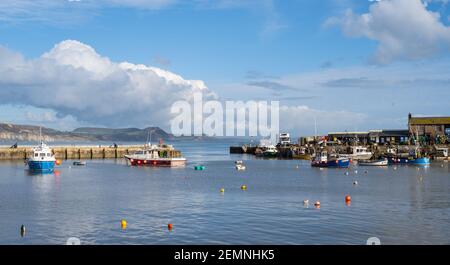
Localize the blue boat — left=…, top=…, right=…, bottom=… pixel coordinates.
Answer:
left=27, top=142, right=56, bottom=172
left=387, top=157, right=412, bottom=165
left=411, top=157, right=430, bottom=165
left=311, top=152, right=350, bottom=168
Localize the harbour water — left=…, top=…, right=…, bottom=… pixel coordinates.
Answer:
left=0, top=139, right=449, bottom=245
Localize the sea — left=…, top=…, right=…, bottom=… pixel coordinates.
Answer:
left=0, top=138, right=449, bottom=244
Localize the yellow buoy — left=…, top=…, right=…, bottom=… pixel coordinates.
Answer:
left=220, top=188, right=225, bottom=193
left=121, top=219, right=127, bottom=230
left=241, top=185, right=247, bottom=190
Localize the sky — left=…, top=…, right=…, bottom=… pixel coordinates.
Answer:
left=0, top=0, right=449, bottom=136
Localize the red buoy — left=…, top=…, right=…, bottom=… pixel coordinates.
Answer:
left=345, top=195, right=351, bottom=203
left=168, top=223, right=173, bottom=231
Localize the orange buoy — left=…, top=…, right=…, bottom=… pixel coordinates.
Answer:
left=55, top=159, right=61, bottom=166
left=345, top=195, right=351, bottom=203
left=168, top=223, right=173, bottom=231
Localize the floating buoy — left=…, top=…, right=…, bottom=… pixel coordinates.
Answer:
left=364, top=170, right=368, bottom=174
left=194, top=165, right=205, bottom=170
left=55, top=159, right=61, bottom=166
left=314, top=201, right=321, bottom=208
left=296, top=165, right=299, bottom=169
left=345, top=195, right=351, bottom=203
left=121, top=219, right=127, bottom=230
left=354, top=170, right=358, bottom=174
left=345, top=172, right=349, bottom=176
left=168, top=223, right=173, bottom=231
left=220, top=188, right=225, bottom=193
left=441, top=164, right=444, bottom=168
left=241, top=185, right=247, bottom=190
left=393, top=167, right=397, bottom=171
left=20, top=225, right=26, bottom=237
left=353, top=180, right=358, bottom=185
left=303, top=200, right=309, bottom=205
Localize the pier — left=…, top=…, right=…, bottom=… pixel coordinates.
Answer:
left=0, top=145, right=182, bottom=160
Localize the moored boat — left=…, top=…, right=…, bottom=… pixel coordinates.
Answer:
left=311, top=151, right=350, bottom=168
left=411, top=157, right=430, bottom=165
left=125, top=143, right=186, bottom=167
left=27, top=142, right=56, bottom=172
left=262, top=145, right=278, bottom=158
left=342, top=146, right=373, bottom=160
left=359, top=158, right=388, bottom=166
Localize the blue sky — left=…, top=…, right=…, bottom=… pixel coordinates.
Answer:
left=0, top=0, right=449, bottom=135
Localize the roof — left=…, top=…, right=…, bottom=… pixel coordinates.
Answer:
left=328, top=132, right=369, bottom=136
left=369, top=130, right=409, bottom=137
left=409, top=117, right=450, bottom=125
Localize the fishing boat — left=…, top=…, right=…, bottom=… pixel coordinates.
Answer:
left=292, top=147, right=311, bottom=160
left=125, top=143, right=186, bottom=167
left=27, top=142, right=56, bottom=172
left=311, top=151, right=350, bottom=168
left=73, top=161, right=86, bottom=166
left=262, top=145, right=278, bottom=158
left=411, top=157, right=430, bottom=165
left=359, top=158, right=388, bottom=166
left=125, top=130, right=186, bottom=167
left=342, top=146, right=373, bottom=160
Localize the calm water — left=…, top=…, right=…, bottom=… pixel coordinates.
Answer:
left=0, top=139, right=449, bottom=245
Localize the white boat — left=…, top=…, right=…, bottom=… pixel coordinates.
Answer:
left=235, top=160, right=246, bottom=170
left=359, top=158, right=388, bottom=166
left=125, top=143, right=186, bottom=167
left=262, top=145, right=278, bottom=158
left=235, top=164, right=246, bottom=170
left=345, top=146, right=373, bottom=160
left=279, top=132, right=291, bottom=145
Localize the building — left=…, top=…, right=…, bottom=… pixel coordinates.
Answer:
left=368, top=130, right=409, bottom=145
left=328, top=131, right=370, bottom=144
left=408, top=114, right=450, bottom=144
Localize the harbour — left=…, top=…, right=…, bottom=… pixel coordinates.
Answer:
left=0, top=138, right=449, bottom=245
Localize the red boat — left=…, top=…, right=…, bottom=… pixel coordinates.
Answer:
left=125, top=143, right=186, bottom=167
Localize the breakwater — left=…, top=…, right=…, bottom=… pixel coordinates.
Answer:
left=0, top=146, right=182, bottom=160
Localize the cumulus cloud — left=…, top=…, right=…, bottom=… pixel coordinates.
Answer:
left=326, top=0, right=450, bottom=64
left=0, top=40, right=212, bottom=129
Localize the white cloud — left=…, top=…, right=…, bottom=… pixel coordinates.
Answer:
left=0, top=40, right=211, bottom=129
left=326, top=0, right=450, bottom=64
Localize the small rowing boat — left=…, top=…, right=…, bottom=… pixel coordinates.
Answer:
left=359, top=158, right=388, bottom=166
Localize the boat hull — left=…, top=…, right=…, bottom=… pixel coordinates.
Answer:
left=293, top=154, right=311, bottom=160
left=411, top=157, right=430, bottom=165
left=28, top=161, right=55, bottom=172
left=125, top=157, right=186, bottom=167
left=311, top=159, right=350, bottom=168
left=388, top=157, right=431, bottom=165
left=359, top=159, right=388, bottom=166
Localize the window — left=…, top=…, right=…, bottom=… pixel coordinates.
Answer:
left=40, top=153, right=45, bottom=157
left=47, top=153, right=51, bottom=157
left=34, top=153, right=38, bottom=157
